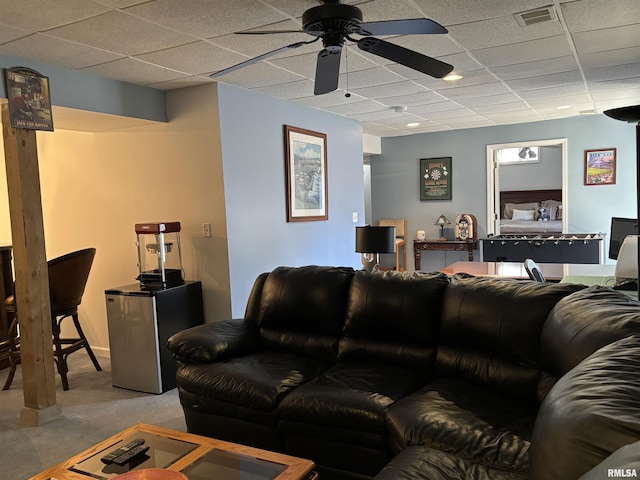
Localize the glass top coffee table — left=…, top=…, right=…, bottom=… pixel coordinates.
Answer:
left=31, top=423, right=317, bottom=480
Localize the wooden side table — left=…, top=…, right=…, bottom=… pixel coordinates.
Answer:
left=414, top=239, right=479, bottom=270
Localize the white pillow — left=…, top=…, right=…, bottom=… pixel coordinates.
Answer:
left=512, top=209, right=536, bottom=221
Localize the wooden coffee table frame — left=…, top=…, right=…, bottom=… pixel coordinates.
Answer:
left=31, top=423, right=316, bottom=480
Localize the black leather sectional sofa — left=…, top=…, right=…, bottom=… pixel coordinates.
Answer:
left=167, top=265, right=640, bottom=480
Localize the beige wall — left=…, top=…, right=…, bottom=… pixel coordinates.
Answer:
left=0, top=84, right=231, bottom=355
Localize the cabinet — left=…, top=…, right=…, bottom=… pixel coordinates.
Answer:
left=413, top=240, right=478, bottom=270
left=105, top=281, right=204, bottom=394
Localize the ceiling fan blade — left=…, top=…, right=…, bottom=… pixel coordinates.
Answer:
left=314, top=48, right=342, bottom=95
left=358, top=37, right=453, bottom=78
left=354, top=18, right=447, bottom=36
left=236, top=29, right=306, bottom=35
left=210, top=41, right=311, bottom=78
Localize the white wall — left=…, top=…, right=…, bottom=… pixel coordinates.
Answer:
left=0, top=84, right=231, bottom=354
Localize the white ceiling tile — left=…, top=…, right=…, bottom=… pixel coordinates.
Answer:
left=375, top=90, right=447, bottom=107
left=357, top=0, right=423, bottom=23
left=93, top=0, right=148, bottom=7
left=448, top=14, right=564, bottom=50
left=586, top=63, right=640, bottom=83
left=125, top=0, right=289, bottom=39
left=525, top=93, right=594, bottom=108
left=148, top=76, right=213, bottom=90
left=46, top=11, right=196, bottom=55
left=0, top=33, right=123, bottom=69
left=334, top=67, right=405, bottom=90
left=516, top=83, right=588, bottom=100
left=0, top=24, right=30, bottom=44
left=591, top=85, right=640, bottom=100
left=472, top=102, right=532, bottom=114
left=455, top=92, right=523, bottom=107
left=561, top=0, right=640, bottom=32
left=471, top=36, right=573, bottom=67
left=504, top=70, right=584, bottom=91
left=210, top=21, right=311, bottom=58
left=212, top=62, right=305, bottom=88
left=0, top=0, right=109, bottom=30
left=579, top=46, right=640, bottom=69
left=349, top=80, right=427, bottom=99
left=80, top=58, right=188, bottom=85
left=415, top=0, right=553, bottom=25
left=489, top=56, right=579, bottom=80
left=573, top=24, right=640, bottom=55
left=433, top=82, right=512, bottom=98
left=323, top=100, right=388, bottom=116
left=252, top=79, right=315, bottom=99
left=136, top=41, right=250, bottom=76
left=482, top=110, right=545, bottom=123
left=410, top=101, right=466, bottom=114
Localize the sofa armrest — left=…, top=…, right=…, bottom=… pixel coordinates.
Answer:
left=167, top=319, right=259, bottom=363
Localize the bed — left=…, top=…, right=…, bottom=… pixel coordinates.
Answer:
left=499, top=189, right=563, bottom=234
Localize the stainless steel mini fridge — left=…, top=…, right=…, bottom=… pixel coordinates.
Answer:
left=105, top=281, right=204, bottom=394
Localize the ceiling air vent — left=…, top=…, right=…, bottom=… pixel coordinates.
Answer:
left=515, top=6, right=558, bottom=27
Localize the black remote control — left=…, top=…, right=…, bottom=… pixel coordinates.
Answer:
left=100, top=438, right=146, bottom=465
left=111, top=444, right=150, bottom=466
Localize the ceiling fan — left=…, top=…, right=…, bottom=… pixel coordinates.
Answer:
left=210, top=0, right=454, bottom=95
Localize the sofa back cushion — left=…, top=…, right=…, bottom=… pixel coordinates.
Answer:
left=256, top=265, right=355, bottom=362
left=437, top=277, right=585, bottom=402
left=540, top=286, right=640, bottom=379
left=530, top=336, right=640, bottom=480
left=339, top=271, right=450, bottom=370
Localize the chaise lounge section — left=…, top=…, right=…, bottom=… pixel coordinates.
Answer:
left=167, top=265, right=640, bottom=480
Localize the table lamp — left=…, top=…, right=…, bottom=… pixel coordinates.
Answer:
left=434, top=214, right=451, bottom=241
left=355, top=225, right=396, bottom=271
left=604, top=104, right=640, bottom=297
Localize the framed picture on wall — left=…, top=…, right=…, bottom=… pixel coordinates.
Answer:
left=584, top=148, right=616, bottom=185
left=3, top=66, right=54, bottom=131
left=420, top=157, right=452, bottom=201
left=284, top=125, right=328, bottom=222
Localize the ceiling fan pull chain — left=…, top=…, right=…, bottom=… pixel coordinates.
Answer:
left=345, top=45, right=351, bottom=98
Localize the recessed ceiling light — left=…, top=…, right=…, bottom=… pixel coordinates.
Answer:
left=443, top=73, right=463, bottom=81
left=407, top=122, right=420, bottom=127
left=555, top=105, right=571, bottom=110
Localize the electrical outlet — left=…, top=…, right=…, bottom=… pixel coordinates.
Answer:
left=202, top=223, right=211, bottom=238
left=352, top=212, right=358, bottom=223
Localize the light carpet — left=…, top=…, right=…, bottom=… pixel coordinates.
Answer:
left=0, top=353, right=186, bottom=480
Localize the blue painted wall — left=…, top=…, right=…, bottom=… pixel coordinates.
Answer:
left=372, top=114, right=636, bottom=272
left=216, top=83, right=365, bottom=316
left=0, top=54, right=166, bottom=122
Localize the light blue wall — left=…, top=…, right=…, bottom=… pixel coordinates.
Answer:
left=217, top=83, right=365, bottom=316
left=1, top=55, right=166, bottom=122
left=372, top=114, right=636, bottom=273
left=500, top=145, right=563, bottom=191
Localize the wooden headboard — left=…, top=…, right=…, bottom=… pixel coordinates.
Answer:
left=500, top=189, right=562, bottom=218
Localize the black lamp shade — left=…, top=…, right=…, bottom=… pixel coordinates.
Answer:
left=604, top=105, right=640, bottom=123
left=355, top=226, right=396, bottom=253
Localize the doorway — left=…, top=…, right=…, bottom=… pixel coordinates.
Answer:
left=486, top=138, right=568, bottom=235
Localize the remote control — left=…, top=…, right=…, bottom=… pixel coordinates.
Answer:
left=100, top=438, right=146, bottom=465
left=111, top=444, right=150, bottom=466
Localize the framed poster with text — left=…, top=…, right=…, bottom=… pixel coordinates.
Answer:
left=420, top=157, right=451, bottom=201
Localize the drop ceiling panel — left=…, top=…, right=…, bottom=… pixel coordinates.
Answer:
left=135, top=41, right=250, bottom=75
left=0, top=0, right=109, bottom=31
left=124, top=0, right=290, bottom=39
left=0, top=33, right=123, bottom=69
left=46, top=11, right=196, bottom=55
left=471, top=36, right=573, bottom=67
left=0, top=0, right=637, bottom=137
left=80, top=57, right=188, bottom=85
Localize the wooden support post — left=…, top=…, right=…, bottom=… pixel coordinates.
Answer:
left=1, top=103, right=60, bottom=425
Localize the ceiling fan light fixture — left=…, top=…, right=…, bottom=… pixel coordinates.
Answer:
left=443, top=72, right=463, bottom=81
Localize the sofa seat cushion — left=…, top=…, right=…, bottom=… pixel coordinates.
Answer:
left=175, top=351, right=328, bottom=412
left=386, top=378, right=535, bottom=473
left=278, top=362, right=429, bottom=433
left=375, top=446, right=529, bottom=480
